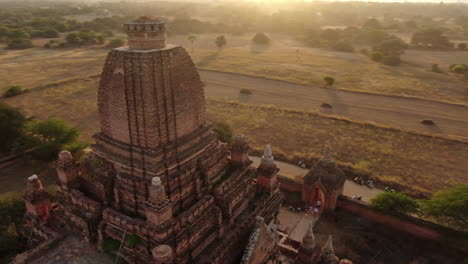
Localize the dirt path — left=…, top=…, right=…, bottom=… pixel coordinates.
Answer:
left=201, top=70, right=468, bottom=139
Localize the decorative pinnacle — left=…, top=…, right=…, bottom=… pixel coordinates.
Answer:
left=302, top=219, right=316, bottom=249
left=152, top=177, right=162, bottom=187
left=323, top=235, right=335, bottom=255
left=261, top=144, right=274, bottom=165
left=321, top=144, right=334, bottom=163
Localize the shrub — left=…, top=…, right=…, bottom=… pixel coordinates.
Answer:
left=323, top=76, right=335, bottom=86
left=215, top=35, right=227, bottom=49
left=3, top=85, right=23, bottom=98
left=107, top=38, right=124, bottom=48
left=124, top=234, right=141, bottom=248
left=26, top=118, right=86, bottom=161
left=451, top=64, right=467, bottom=73
left=371, top=51, right=383, bottom=62
left=371, top=191, right=419, bottom=216
left=101, top=237, right=120, bottom=254
left=431, top=64, right=442, bottom=73
left=44, top=43, right=51, bottom=49
left=7, top=38, right=32, bottom=49
left=332, top=40, right=354, bottom=52
left=421, top=185, right=468, bottom=229
left=213, top=122, right=233, bottom=144
left=458, top=43, right=466, bottom=50
left=382, top=56, right=401, bottom=66
left=0, top=103, right=27, bottom=153
left=252, top=33, right=270, bottom=45
left=240, top=89, right=252, bottom=95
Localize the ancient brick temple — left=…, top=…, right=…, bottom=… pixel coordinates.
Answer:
left=50, top=16, right=283, bottom=264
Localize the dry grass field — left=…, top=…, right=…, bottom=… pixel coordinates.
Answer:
left=2, top=77, right=467, bottom=195
left=1, top=34, right=467, bottom=105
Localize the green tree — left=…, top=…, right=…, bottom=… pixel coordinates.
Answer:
left=215, top=35, right=227, bottom=50
left=7, top=38, right=33, bottom=49
left=371, top=51, right=383, bottom=62
left=187, top=35, right=197, bottom=53
left=252, top=32, right=270, bottom=45
left=8, top=28, right=29, bottom=39
left=107, top=38, right=124, bottom=48
left=0, top=103, right=27, bottom=154
left=421, top=185, right=468, bottom=228
left=213, top=122, right=233, bottom=144
left=3, top=85, right=23, bottom=98
left=363, top=18, right=383, bottom=30
left=26, top=118, right=86, bottom=161
left=411, top=28, right=451, bottom=48
left=323, top=76, right=335, bottom=86
left=374, top=38, right=407, bottom=57
left=0, top=192, right=26, bottom=262
left=371, top=192, right=419, bottom=216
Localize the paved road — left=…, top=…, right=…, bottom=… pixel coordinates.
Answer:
left=250, top=156, right=382, bottom=203
left=201, top=70, right=468, bottom=139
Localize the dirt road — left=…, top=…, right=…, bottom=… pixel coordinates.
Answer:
left=201, top=70, right=468, bottom=139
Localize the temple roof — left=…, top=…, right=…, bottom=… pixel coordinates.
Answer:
left=303, top=145, right=345, bottom=192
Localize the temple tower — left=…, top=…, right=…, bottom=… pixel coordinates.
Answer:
left=296, top=220, right=319, bottom=264
left=125, top=16, right=167, bottom=50
left=145, top=177, right=173, bottom=227
left=321, top=235, right=339, bottom=264
left=256, top=145, right=279, bottom=193
left=24, top=175, right=51, bottom=223
left=302, top=145, right=345, bottom=211
left=230, top=135, right=251, bottom=167
left=55, top=150, right=79, bottom=187
left=95, top=15, right=208, bottom=180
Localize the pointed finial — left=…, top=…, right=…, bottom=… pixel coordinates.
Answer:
left=323, top=235, right=335, bottom=257
left=260, top=144, right=274, bottom=165
left=321, top=144, right=334, bottom=163
left=302, top=219, right=316, bottom=249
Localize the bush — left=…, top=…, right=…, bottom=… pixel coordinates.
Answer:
left=431, top=64, right=442, bottom=73
left=215, top=35, right=227, bottom=49
left=332, top=40, right=354, bottom=52
left=7, top=38, right=32, bottom=49
left=458, top=43, right=466, bottom=50
left=101, top=237, right=120, bottom=254
left=323, top=76, right=335, bottom=86
left=0, top=192, right=26, bottom=262
left=213, top=122, right=233, bottom=144
left=451, top=64, right=467, bottom=73
left=44, top=43, right=51, bottom=49
left=382, top=56, right=401, bottom=66
left=240, top=89, right=252, bottom=95
left=3, top=85, right=23, bottom=98
left=0, top=103, right=27, bottom=153
left=26, top=118, right=87, bottom=161
left=107, top=38, right=124, bottom=48
left=252, top=33, right=270, bottom=45
left=421, top=185, right=468, bottom=229
left=124, top=234, right=141, bottom=248
left=371, top=51, right=383, bottom=62
left=371, top=192, right=419, bottom=216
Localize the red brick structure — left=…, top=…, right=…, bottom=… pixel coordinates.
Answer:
left=53, top=16, right=283, bottom=264
left=24, top=175, right=51, bottom=224
left=302, top=146, right=345, bottom=212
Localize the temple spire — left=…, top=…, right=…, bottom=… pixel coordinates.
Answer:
left=321, top=235, right=338, bottom=264
left=260, top=144, right=274, bottom=166
left=320, top=144, right=334, bottom=163
left=302, top=220, right=316, bottom=250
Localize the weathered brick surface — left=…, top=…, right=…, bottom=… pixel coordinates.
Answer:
left=53, top=18, right=283, bottom=264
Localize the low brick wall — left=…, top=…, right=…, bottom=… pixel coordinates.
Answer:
left=336, top=195, right=468, bottom=255
left=277, top=176, right=302, bottom=193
